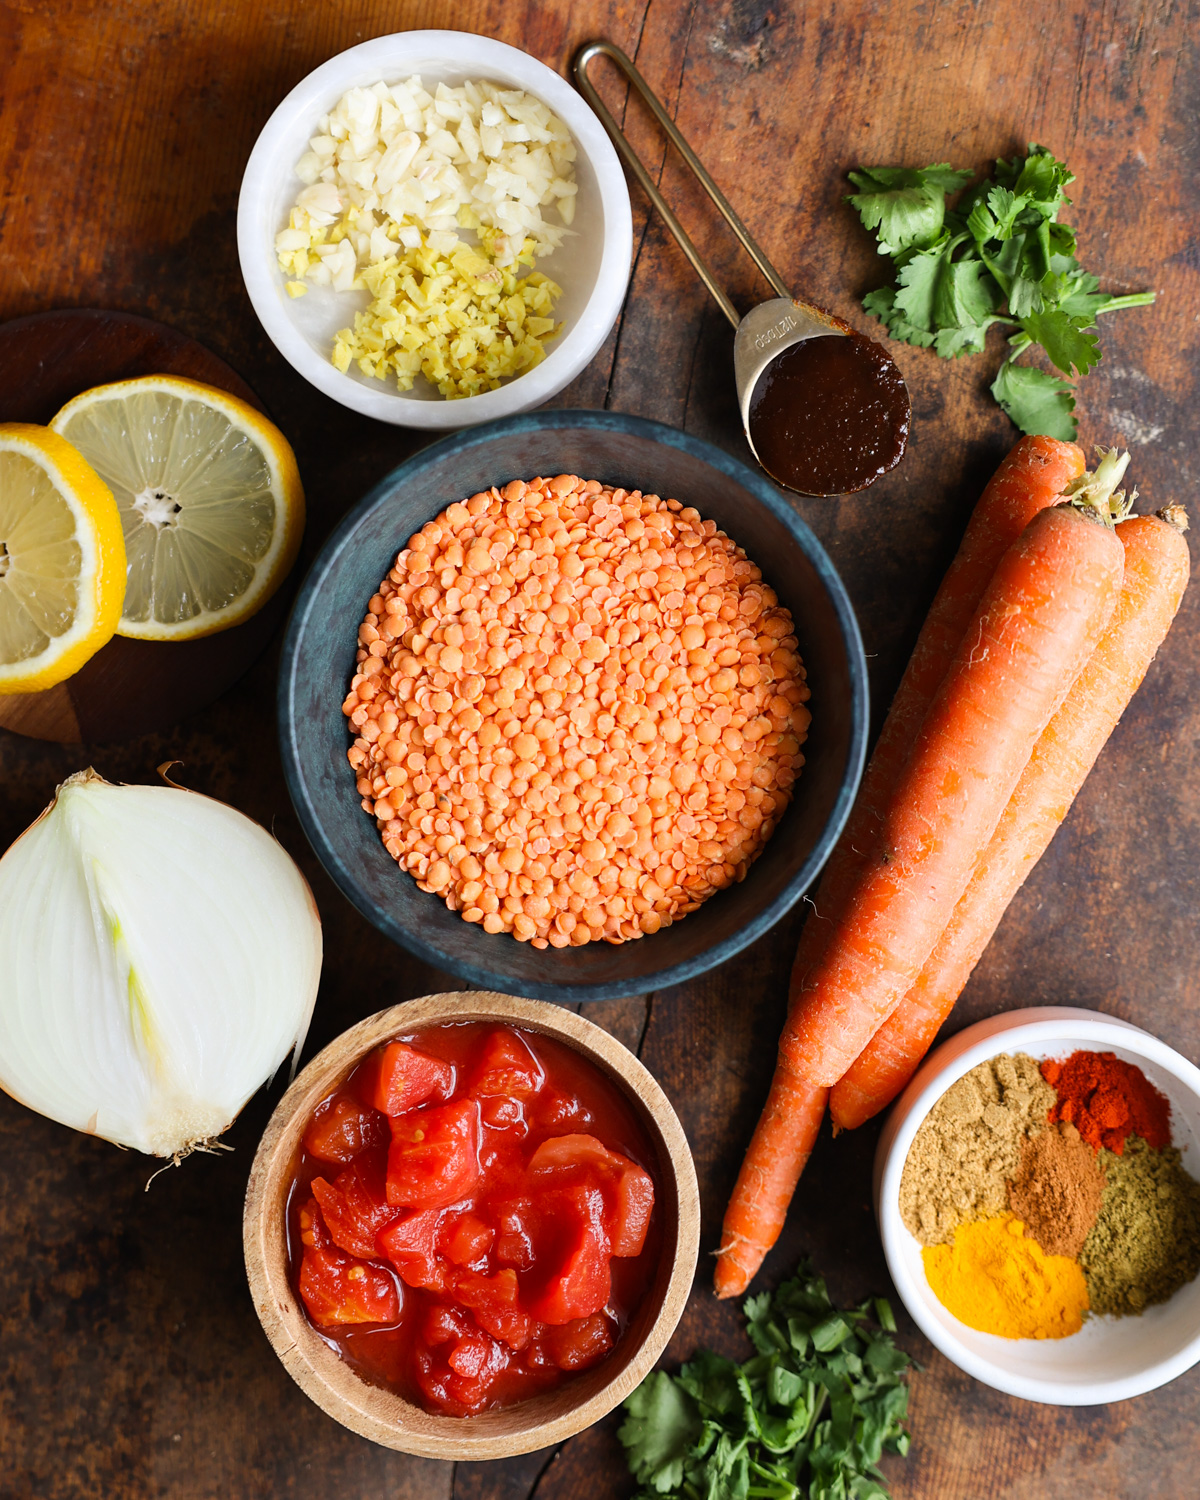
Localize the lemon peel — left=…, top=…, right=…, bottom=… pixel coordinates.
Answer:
left=0, top=423, right=126, bottom=693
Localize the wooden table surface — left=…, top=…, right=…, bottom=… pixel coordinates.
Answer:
left=2, top=2, right=1197, bottom=1495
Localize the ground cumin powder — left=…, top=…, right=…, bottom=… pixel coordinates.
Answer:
left=900, top=1054, right=1056, bottom=1246
left=1007, top=1121, right=1106, bottom=1259
left=1081, top=1136, right=1200, bottom=1315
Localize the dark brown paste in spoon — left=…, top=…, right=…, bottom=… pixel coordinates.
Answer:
left=747, top=333, right=910, bottom=496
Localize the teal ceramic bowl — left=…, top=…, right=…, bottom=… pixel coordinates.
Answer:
left=278, top=410, right=867, bottom=1001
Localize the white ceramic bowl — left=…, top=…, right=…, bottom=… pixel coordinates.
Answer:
left=237, top=31, right=632, bottom=428
left=875, top=1006, right=1200, bottom=1405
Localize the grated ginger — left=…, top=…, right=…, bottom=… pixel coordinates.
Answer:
left=327, top=237, right=562, bottom=399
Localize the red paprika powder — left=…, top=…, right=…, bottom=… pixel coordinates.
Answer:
left=1041, top=1051, right=1171, bottom=1155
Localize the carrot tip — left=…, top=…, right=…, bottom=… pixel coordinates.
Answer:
left=1158, top=505, right=1189, bottom=533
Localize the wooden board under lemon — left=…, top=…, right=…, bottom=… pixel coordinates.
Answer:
left=0, top=425, right=126, bottom=694
left=50, top=375, right=304, bottom=642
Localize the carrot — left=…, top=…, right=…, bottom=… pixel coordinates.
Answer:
left=783, top=435, right=1085, bottom=1003
left=713, top=1072, right=829, bottom=1300
left=830, top=503, right=1190, bottom=1129
left=783, top=494, right=1125, bottom=1085
left=715, top=462, right=1131, bottom=1300
left=714, top=434, right=1083, bottom=1299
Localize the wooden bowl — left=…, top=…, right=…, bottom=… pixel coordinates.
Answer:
left=243, top=991, right=700, bottom=1458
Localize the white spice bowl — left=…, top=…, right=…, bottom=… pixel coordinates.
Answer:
left=874, top=1006, right=1200, bottom=1405
left=237, top=31, right=633, bottom=428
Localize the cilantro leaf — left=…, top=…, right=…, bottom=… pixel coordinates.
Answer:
left=893, top=241, right=1003, bottom=356
left=935, top=257, right=1002, bottom=332
left=863, top=284, right=936, bottom=349
left=618, top=1372, right=702, bottom=1491
left=918, top=165, right=977, bottom=193
left=985, top=185, right=1027, bottom=240
left=991, top=360, right=1077, bottom=439
left=1020, top=308, right=1101, bottom=376
left=846, top=163, right=971, bottom=255
left=892, top=242, right=947, bottom=331
left=1013, top=144, right=1075, bottom=214
left=619, top=1261, right=914, bottom=1500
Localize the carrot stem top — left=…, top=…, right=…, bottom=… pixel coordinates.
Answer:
left=1061, top=447, right=1136, bottom=527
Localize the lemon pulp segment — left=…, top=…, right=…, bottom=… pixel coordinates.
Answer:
left=51, top=378, right=303, bottom=641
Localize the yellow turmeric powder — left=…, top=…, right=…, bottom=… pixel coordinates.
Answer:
left=922, top=1214, right=1088, bottom=1339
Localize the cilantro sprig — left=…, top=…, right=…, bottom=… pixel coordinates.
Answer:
left=847, top=146, right=1156, bottom=440
left=618, top=1262, right=913, bottom=1500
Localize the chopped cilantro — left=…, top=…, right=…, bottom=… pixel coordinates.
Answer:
left=618, top=1261, right=914, bottom=1499
left=847, top=145, right=1156, bottom=438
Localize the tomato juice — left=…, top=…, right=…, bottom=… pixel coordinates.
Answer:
left=286, top=1021, right=662, bottom=1416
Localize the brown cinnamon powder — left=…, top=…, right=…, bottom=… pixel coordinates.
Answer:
left=1008, top=1121, right=1106, bottom=1258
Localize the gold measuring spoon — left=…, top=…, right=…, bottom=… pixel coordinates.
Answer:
left=573, top=40, right=910, bottom=498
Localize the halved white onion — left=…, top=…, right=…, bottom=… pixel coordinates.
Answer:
left=0, top=768, right=322, bottom=1158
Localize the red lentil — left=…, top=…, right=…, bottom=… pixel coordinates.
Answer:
left=343, top=476, right=811, bottom=946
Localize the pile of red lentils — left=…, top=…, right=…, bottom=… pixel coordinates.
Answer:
left=344, top=474, right=810, bottom=948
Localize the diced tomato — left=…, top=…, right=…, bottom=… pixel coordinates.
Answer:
left=303, top=1091, right=388, bottom=1164
left=523, top=1185, right=612, bottom=1325
left=545, top=1313, right=614, bottom=1371
left=360, top=1041, right=454, bottom=1117
left=379, top=1208, right=448, bottom=1291
left=492, top=1198, right=535, bottom=1270
left=529, top=1088, right=594, bottom=1134
left=423, top=1301, right=471, bottom=1346
left=415, top=1308, right=509, bottom=1416
left=442, top=1211, right=495, bottom=1267
left=297, top=1194, right=331, bottom=1251
left=298, top=1240, right=400, bottom=1326
left=455, top=1267, right=534, bottom=1350
left=471, top=1028, right=545, bottom=1098
left=478, top=1094, right=527, bottom=1133
left=310, top=1149, right=396, bottom=1260
left=610, top=1161, right=655, bottom=1257
left=529, top=1134, right=655, bottom=1257
left=387, top=1098, right=481, bottom=1208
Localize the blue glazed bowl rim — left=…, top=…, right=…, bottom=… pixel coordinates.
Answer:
left=278, top=409, right=869, bottom=1001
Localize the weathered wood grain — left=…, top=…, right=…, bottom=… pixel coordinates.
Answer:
left=2, top=0, right=1199, bottom=1496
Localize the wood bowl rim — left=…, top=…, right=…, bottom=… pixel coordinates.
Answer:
left=243, top=990, right=700, bottom=1458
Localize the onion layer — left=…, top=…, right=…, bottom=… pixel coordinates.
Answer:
left=0, top=768, right=322, bottom=1157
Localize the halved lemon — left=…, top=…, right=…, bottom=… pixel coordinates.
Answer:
left=0, top=424, right=126, bottom=694
left=51, top=376, right=304, bottom=641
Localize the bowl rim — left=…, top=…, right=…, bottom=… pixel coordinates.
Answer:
left=243, top=990, right=701, bottom=1457
left=235, top=29, right=633, bottom=429
left=276, top=407, right=869, bottom=1001
left=874, top=1005, right=1200, bottom=1405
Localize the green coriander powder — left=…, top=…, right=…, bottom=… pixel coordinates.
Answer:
left=1081, top=1135, right=1200, bottom=1316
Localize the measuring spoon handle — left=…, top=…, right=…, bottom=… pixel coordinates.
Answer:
left=572, top=39, right=791, bottom=328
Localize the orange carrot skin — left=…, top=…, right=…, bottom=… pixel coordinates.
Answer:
left=830, top=512, right=1190, bottom=1129
left=784, top=435, right=1085, bottom=1006
left=714, top=436, right=1083, bottom=1298
left=781, top=504, right=1125, bottom=1088
left=712, top=1076, right=828, bottom=1299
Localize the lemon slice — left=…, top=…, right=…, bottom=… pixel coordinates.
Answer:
left=51, top=376, right=304, bottom=641
left=0, top=424, right=126, bottom=694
